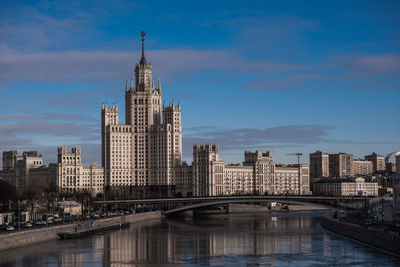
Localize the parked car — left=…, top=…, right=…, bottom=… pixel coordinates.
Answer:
left=6, top=225, right=15, bottom=231
left=25, top=222, right=33, bottom=228
left=71, top=215, right=79, bottom=221
left=35, top=220, right=47, bottom=225
left=63, top=213, right=71, bottom=221
left=42, top=214, right=54, bottom=222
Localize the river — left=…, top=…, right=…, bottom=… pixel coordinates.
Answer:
left=1, top=212, right=399, bottom=266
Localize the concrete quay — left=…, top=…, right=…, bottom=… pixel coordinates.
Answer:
left=320, top=215, right=400, bottom=255
left=0, top=211, right=163, bottom=252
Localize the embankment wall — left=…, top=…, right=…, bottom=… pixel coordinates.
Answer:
left=0, top=211, right=162, bottom=252
left=321, top=216, right=400, bottom=255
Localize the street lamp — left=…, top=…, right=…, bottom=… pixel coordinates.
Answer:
left=17, top=200, right=21, bottom=231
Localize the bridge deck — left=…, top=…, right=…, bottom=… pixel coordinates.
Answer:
left=94, top=195, right=370, bottom=205
left=164, top=199, right=333, bottom=215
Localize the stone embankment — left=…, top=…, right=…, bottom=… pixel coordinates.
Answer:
left=320, top=215, right=400, bottom=255
left=0, top=211, right=163, bottom=252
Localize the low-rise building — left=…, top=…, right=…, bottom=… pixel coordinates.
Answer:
left=56, top=201, right=82, bottom=215
left=0, top=212, right=13, bottom=224
left=313, top=177, right=378, bottom=196
left=369, top=172, right=396, bottom=195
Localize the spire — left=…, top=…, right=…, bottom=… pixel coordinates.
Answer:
left=139, top=31, right=147, bottom=65
left=130, top=76, right=134, bottom=90
left=125, top=80, right=129, bottom=91
left=158, top=78, right=161, bottom=91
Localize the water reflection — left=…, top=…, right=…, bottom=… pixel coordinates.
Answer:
left=1, top=213, right=399, bottom=266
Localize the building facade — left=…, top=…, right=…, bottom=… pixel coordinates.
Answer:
left=192, top=144, right=311, bottom=197
left=329, top=153, right=354, bottom=178
left=275, top=164, right=310, bottom=195
left=2, top=150, right=18, bottom=170
left=353, top=159, right=373, bottom=176
left=57, top=146, right=104, bottom=196
left=313, top=177, right=378, bottom=196
left=101, top=32, right=182, bottom=193
left=309, top=151, right=329, bottom=178
left=393, top=154, right=400, bottom=220
left=365, top=152, right=385, bottom=172
left=0, top=151, right=47, bottom=192
left=29, top=163, right=58, bottom=191
left=386, top=162, right=396, bottom=173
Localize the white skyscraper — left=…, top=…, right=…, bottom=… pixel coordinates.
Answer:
left=101, top=32, right=182, bottom=196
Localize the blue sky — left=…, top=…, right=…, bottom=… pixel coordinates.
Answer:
left=0, top=0, right=399, bottom=166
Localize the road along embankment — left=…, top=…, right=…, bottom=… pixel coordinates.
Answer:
left=320, top=215, right=400, bottom=255
left=0, top=211, right=163, bottom=252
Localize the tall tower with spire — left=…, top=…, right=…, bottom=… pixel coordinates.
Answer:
left=134, top=31, right=154, bottom=93
left=102, top=31, right=182, bottom=193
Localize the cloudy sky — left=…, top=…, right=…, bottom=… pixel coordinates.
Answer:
left=0, top=0, right=399, bottom=167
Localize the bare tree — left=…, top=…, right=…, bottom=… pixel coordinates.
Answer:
left=23, top=179, right=48, bottom=219
left=75, top=189, right=93, bottom=213
left=0, top=180, right=18, bottom=212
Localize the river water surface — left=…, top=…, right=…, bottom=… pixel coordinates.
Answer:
left=1, top=212, right=399, bottom=266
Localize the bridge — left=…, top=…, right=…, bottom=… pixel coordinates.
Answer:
left=94, top=195, right=371, bottom=215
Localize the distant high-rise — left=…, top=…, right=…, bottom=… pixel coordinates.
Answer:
left=309, top=151, right=329, bottom=178
left=393, top=154, right=400, bottom=220
left=0, top=150, right=44, bottom=191
left=2, top=150, right=18, bottom=170
left=353, top=159, right=373, bottom=176
left=329, top=153, right=354, bottom=178
left=397, top=155, right=400, bottom=175
left=365, top=152, right=385, bottom=173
